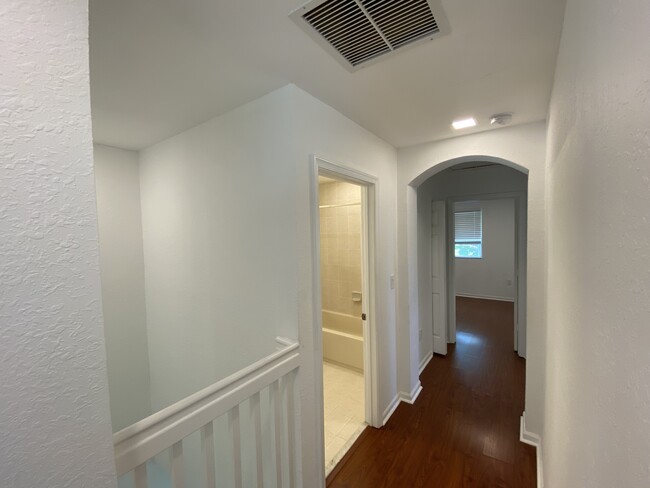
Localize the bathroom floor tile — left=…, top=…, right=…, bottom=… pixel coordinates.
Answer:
left=323, top=361, right=365, bottom=474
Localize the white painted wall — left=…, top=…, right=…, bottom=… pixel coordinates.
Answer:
left=289, top=86, right=398, bottom=484
left=94, top=144, right=151, bottom=431
left=130, top=84, right=397, bottom=485
left=0, top=1, right=116, bottom=486
left=454, top=199, right=515, bottom=301
left=134, top=89, right=302, bottom=487
left=398, top=122, right=547, bottom=435
left=138, top=87, right=299, bottom=414
left=543, top=0, right=650, bottom=486
left=416, top=165, right=527, bottom=365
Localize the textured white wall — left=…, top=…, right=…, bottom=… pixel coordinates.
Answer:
left=398, top=122, right=547, bottom=434
left=0, top=1, right=117, bottom=486
left=544, top=0, right=650, bottom=486
left=94, top=144, right=151, bottom=432
left=454, top=199, right=516, bottom=301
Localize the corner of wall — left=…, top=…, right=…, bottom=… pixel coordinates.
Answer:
left=520, top=412, right=544, bottom=488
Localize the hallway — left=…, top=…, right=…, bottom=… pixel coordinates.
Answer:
left=327, top=297, right=536, bottom=487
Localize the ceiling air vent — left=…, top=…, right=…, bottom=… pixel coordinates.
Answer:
left=290, top=0, right=449, bottom=71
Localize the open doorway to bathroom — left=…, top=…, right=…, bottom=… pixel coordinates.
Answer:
left=318, top=175, right=367, bottom=473
left=313, top=157, right=379, bottom=477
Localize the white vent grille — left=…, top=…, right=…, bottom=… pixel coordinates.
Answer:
left=291, top=0, right=448, bottom=70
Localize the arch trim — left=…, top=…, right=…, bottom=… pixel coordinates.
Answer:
left=408, top=155, right=529, bottom=189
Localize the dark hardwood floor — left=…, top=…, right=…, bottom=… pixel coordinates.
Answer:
left=326, top=296, right=536, bottom=487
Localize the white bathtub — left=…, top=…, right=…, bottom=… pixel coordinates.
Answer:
left=322, top=310, right=363, bottom=372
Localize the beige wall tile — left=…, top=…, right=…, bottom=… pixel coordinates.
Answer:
left=319, top=180, right=363, bottom=317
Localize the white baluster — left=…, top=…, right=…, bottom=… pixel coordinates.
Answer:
left=250, top=391, right=264, bottom=487
left=229, top=404, right=243, bottom=488
left=170, top=441, right=184, bottom=488
left=112, top=344, right=301, bottom=488
left=200, top=422, right=217, bottom=488
left=134, top=463, right=148, bottom=488
left=272, top=379, right=283, bottom=488
left=285, top=371, right=297, bottom=488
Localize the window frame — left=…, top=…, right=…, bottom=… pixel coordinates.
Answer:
left=454, top=209, right=483, bottom=259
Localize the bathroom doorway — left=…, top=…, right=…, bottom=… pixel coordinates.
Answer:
left=311, top=157, right=378, bottom=476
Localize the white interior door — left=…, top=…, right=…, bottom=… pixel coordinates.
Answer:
left=431, top=200, right=448, bottom=355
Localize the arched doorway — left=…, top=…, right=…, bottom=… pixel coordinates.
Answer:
left=412, top=159, right=529, bottom=369
left=396, top=152, right=537, bottom=409
left=395, top=123, right=548, bottom=452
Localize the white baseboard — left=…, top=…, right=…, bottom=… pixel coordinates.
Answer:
left=520, top=412, right=544, bottom=488
left=419, top=351, right=433, bottom=375
left=399, top=381, right=422, bottom=405
left=456, top=293, right=514, bottom=303
left=382, top=394, right=400, bottom=426
left=382, top=381, right=424, bottom=427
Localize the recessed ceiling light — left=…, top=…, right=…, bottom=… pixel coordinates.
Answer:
left=452, top=118, right=477, bottom=130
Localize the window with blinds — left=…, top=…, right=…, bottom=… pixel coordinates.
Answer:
left=455, top=210, right=482, bottom=258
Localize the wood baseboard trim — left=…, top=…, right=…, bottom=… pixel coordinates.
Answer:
left=520, top=412, right=544, bottom=488
left=419, top=351, right=433, bottom=375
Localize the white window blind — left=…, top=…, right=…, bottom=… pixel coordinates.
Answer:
left=455, top=210, right=482, bottom=242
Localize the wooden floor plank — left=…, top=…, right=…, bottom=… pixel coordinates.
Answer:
left=326, top=297, right=537, bottom=488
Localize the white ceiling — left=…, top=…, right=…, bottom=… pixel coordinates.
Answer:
left=89, top=0, right=566, bottom=150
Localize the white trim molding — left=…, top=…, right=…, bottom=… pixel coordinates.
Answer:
left=419, top=351, right=433, bottom=375
left=114, top=340, right=300, bottom=477
left=399, top=381, right=423, bottom=405
left=383, top=381, right=425, bottom=426
left=311, top=155, right=380, bottom=429
left=520, top=412, right=544, bottom=488
left=382, top=394, right=401, bottom=426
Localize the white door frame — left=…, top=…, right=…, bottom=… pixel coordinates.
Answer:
left=431, top=200, right=448, bottom=355
left=309, top=155, right=381, bottom=436
left=445, top=191, right=526, bottom=357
